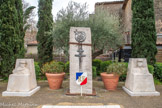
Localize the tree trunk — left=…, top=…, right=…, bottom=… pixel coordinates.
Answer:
left=92, top=49, right=103, bottom=59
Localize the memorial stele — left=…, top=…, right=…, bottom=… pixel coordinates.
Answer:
left=2, top=59, right=40, bottom=96
left=123, top=58, right=160, bottom=96
left=69, top=27, right=93, bottom=94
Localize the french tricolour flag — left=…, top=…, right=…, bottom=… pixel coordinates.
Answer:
left=76, top=72, right=87, bottom=85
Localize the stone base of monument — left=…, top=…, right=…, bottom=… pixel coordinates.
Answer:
left=2, top=86, right=40, bottom=97
left=66, top=89, right=96, bottom=96
left=122, top=86, right=160, bottom=96
left=123, top=58, right=161, bottom=97
left=42, top=105, right=120, bottom=108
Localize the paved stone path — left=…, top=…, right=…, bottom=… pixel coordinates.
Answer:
left=0, top=80, right=162, bottom=108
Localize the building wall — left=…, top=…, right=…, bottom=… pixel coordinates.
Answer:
left=26, top=45, right=64, bottom=55
left=95, top=1, right=123, bottom=17
left=24, top=31, right=37, bottom=44
left=122, top=0, right=132, bottom=33
left=26, top=45, right=38, bottom=54
left=156, top=47, right=162, bottom=62
left=122, top=0, right=162, bottom=35
left=95, top=0, right=162, bottom=62
left=154, top=0, right=162, bottom=34
left=122, top=0, right=132, bottom=44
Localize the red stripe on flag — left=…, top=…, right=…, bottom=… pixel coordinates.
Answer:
left=80, top=78, right=87, bottom=85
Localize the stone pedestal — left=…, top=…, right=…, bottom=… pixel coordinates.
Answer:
left=69, top=27, right=92, bottom=94
left=2, top=59, right=40, bottom=96
left=123, top=58, right=160, bottom=96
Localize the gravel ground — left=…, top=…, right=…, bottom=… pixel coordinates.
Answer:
left=0, top=80, right=162, bottom=108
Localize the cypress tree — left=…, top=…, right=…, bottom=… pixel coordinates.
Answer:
left=37, top=0, right=53, bottom=65
left=15, top=0, right=25, bottom=57
left=131, top=0, right=157, bottom=65
left=0, top=0, right=22, bottom=77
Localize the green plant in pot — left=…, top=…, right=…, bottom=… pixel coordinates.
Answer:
left=42, top=61, right=65, bottom=90
left=100, top=62, right=127, bottom=90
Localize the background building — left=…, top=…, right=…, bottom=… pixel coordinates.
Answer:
left=95, top=0, right=162, bottom=62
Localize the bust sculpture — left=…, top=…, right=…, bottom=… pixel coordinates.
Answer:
left=2, top=59, right=40, bottom=96
left=123, top=58, right=160, bottom=96
left=13, top=60, right=30, bottom=75
left=6, top=59, right=37, bottom=92
left=133, top=59, right=148, bottom=74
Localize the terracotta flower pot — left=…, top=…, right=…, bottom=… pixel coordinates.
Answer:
left=46, top=72, right=65, bottom=90
left=100, top=72, right=119, bottom=90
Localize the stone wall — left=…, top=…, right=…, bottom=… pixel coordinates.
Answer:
left=24, top=31, right=37, bottom=44
left=95, top=1, right=123, bottom=17
left=122, top=0, right=162, bottom=35
left=122, top=0, right=132, bottom=44
left=122, top=0, right=132, bottom=33
left=26, top=45, right=38, bottom=54
left=154, top=0, right=162, bottom=34
left=156, top=48, right=162, bottom=62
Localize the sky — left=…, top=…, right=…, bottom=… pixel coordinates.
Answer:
left=24, top=0, right=122, bottom=21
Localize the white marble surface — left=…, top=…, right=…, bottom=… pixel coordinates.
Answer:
left=2, top=86, right=40, bottom=97
left=123, top=58, right=160, bottom=96
left=3, top=59, right=39, bottom=96
left=123, top=86, right=160, bottom=96
left=69, top=27, right=92, bottom=94
left=42, top=105, right=120, bottom=108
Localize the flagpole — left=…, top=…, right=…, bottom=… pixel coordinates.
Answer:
left=81, top=85, right=82, bottom=96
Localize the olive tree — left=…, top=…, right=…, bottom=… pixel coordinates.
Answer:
left=53, top=1, right=123, bottom=59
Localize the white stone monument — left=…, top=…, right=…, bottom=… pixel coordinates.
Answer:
left=123, top=58, right=160, bottom=96
left=69, top=27, right=93, bottom=95
left=2, top=59, right=40, bottom=96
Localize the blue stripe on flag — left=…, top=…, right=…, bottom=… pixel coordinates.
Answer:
left=76, top=72, right=83, bottom=80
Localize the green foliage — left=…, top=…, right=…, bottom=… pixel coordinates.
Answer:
left=0, top=0, right=25, bottom=77
left=106, top=62, right=127, bottom=76
left=37, top=0, right=53, bottom=66
left=23, top=6, right=36, bottom=32
left=100, top=61, right=112, bottom=72
left=154, top=79, right=162, bottom=85
left=148, top=65, right=154, bottom=74
left=58, top=61, right=65, bottom=72
left=53, top=1, right=123, bottom=57
left=92, top=66, right=97, bottom=78
left=119, top=63, right=128, bottom=81
left=64, top=61, right=70, bottom=74
left=41, top=61, right=64, bottom=74
left=34, top=62, right=41, bottom=79
left=15, top=0, right=26, bottom=57
left=92, top=59, right=102, bottom=75
left=131, top=0, right=157, bottom=65
left=58, top=61, right=65, bottom=66
left=154, top=63, right=162, bottom=82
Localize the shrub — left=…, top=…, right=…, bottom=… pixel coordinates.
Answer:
left=148, top=65, right=154, bottom=74
left=154, top=63, right=162, bottom=82
left=92, top=59, right=102, bottom=75
left=64, top=61, right=69, bottom=74
left=119, top=63, right=128, bottom=81
left=106, top=62, right=127, bottom=76
left=41, top=61, right=64, bottom=74
left=100, top=61, right=112, bottom=72
left=92, top=66, right=97, bottom=78
left=34, top=62, right=41, bottom=79
left=58, top=61, right=65, bottom=71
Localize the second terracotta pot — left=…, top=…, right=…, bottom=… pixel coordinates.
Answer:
left=100, top=72, right=119, bottom=90
left=46, top=72, right=65, bottom=90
